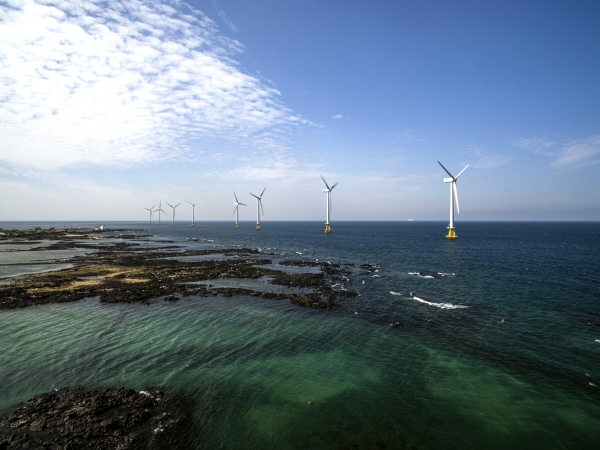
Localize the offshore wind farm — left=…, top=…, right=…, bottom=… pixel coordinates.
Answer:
left=1, top=1, right=599, bottom=449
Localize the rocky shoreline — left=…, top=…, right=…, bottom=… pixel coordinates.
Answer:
left=0, top=387, right=187, bottom=449
left=0, top=228, right=360, bottom=310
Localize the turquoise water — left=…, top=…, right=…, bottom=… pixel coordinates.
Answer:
left=1, top=221, right=599, bottom=449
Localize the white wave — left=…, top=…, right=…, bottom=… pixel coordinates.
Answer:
left=372, top=275, right=382, bottom=278
left=390, top=291, right=468, bottom=309
left=438, top=272, right=456, bottom=276
left=408, top=272, right=434, bottom=279
left=595, top=339, right=600, bottom=343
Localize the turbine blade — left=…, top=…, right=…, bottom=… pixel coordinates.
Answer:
left=260, top=187, right=266, bottom=198
left=260, top=199, right=264, bottom=215
left=453, top=182, right=460, bottom=214
left=330, top=182, right=338, bottom=190
left=167, top=203, right=173, bottom=208
left=320, top=175, right=330, bottom=190
left=250, top=193, right=259, bottom=199
left=175, top=203, right=181, bottom=208
left=233, top=206, right=238, bottom=215
left=234, top=191, right=239, bottom=203
left=239, top=203, right=247, bottom=206
left=437, top=161, right=454, bottom=179
left=455, top=164, right=469, bottom=179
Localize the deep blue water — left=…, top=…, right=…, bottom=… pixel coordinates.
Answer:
left=1, top=221, right=599, bottom=449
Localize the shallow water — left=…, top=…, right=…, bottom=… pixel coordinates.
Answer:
left=0, top=263, right=74, bottom=280
left=1, top=221, right=599, bottom=449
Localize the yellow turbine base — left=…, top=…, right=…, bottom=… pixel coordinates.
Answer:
left=446, top=228, right=457, bottom=239
left=256, top=224, right=261, bottom=230
left=324, top=224, right=331, bottom=233
left=235, top=224, right=239, bottom=228
left=191, top=223, right=195, bottom=227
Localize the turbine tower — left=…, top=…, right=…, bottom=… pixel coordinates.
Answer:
left=154, top=201, right=166, bottom=225
left=166, top=202, right=181, bottom=226
left=321, top=175, right=338, bottom=233
left=233, top=192, right=246, bottom=228
left=437, top=161, right=468, bottom=239
left=249, top=188, right=265, bottom=230
left=143, top=205, right=155, bottom=224
left=185, top=200, right=196, bottom=227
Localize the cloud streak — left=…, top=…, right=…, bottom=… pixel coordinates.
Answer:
left=515, top=135, right=600, bottom=168
left=466, top=147, right=512, bottom=169
left=0, top=0, right=298, bottom=170
left=550, top=136, right=600, bottom=168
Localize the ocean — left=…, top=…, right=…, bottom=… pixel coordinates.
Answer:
left=1, top=221, right=599, bottom=449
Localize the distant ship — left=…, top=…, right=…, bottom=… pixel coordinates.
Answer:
left=407, top=219, right=414, bottom=222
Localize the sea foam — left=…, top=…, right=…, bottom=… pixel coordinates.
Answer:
left=390, top=291, right=469, bottom=309
left=408, top=272, right=435, bottom=279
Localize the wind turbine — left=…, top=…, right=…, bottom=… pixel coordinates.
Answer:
left=249, top=188, right=265, bottom=230
left=437, top=161, right=468, bottom=239
left=185, top=200, right=196, bottom=227
left=154, top=201, right=166, bottom=225
left=166, top=202, right=181, bottom=226
left=233, top=192, right=246, bottom=228
left=143, top=205, right=155, bottom=224
left=321, top=175, right=338, bottom=233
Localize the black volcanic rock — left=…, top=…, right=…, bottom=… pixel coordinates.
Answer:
left=0, top=387, right=188, bottom=449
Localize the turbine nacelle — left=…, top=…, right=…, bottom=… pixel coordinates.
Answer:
left=443, top=177, right=453, bottom=183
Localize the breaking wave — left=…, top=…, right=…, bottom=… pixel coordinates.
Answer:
left=390, top=291, right=469, bottom=309
left=408, top=271, right=435, bottom=279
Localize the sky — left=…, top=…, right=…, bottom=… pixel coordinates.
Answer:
left=1, top=0, right=599, bottom=221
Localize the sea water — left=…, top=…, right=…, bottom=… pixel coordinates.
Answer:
left=0, top=221, right=599, bottom=449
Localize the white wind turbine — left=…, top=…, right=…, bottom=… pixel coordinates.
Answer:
left=437, top=161, right=468, bottom=239
left=321, top=175, right=338, bottom=233
left=249, top=188, right=265, bottom=230
left=143, top=205, right=155, bottom=224
left=185, top=200, right=196, bottom=227
left=166, top=202, right=181, bottom=226
left=233, top=192, right=246, bottom=228
left=154, top=201, right=166, bottom=225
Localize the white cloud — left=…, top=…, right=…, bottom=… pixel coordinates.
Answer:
left=331, top=114, right=343, bottom=119
left=467, top=148, right=512, bottom=169
left=212, top=0, right=237, bottom=32
left=550, top=136, right=600, bottom=167
left=515, top=135, right=600, bottom=168
left=514, top=138, right=556, bottom=151
left=0, top=0, right=297, bottom=170
left=200, top=149, right=325, bottom=184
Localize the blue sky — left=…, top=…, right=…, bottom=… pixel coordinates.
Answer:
left=1, top=0, right=599, bottom=221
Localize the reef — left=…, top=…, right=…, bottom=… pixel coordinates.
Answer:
left=0, top=230, right=360, bottom=310
left=0, top=387, right=187, bottom=449
left=0, top=227, right=140, bottom=243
